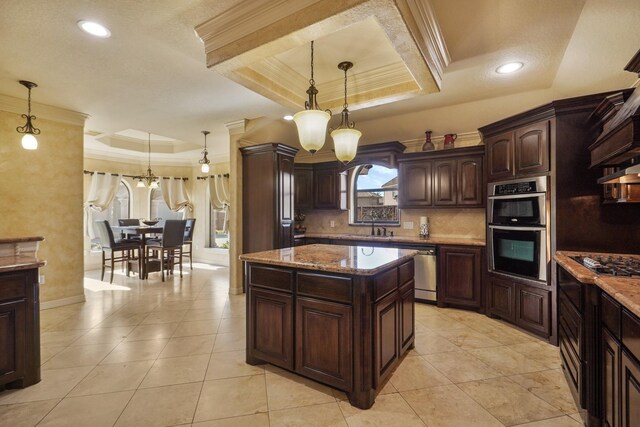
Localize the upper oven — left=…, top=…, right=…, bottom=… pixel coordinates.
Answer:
left=488, top=176, right=547, bottom=226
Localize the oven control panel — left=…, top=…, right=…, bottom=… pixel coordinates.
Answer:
left=494, top=181, right=537, bottom=195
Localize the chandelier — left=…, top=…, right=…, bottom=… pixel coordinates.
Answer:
left=199, top=130, right=210, bottom=173
left=16, top=80, right=41, bottom=150
left=330, top=61, right=361, bottom=164
left=293, top=41, right=331, bottom=154
left=136, top=133, right=159, bottom=188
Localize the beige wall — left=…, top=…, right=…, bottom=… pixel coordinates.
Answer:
left=83, top=157, right=230, bottom=269
left=0, top=110, right=84, bottom=304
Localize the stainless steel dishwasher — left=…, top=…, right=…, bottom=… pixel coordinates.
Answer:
left=413, top=246, right=437, bottom=302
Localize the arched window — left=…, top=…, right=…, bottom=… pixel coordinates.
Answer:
left=91, top=180, right=131, bottom=250
left=350, top=164, right=399, bottom=224
left=149, top=188, right=184, bottom=224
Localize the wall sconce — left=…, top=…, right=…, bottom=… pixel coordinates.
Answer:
left=16, top=80, right=41, bottom=150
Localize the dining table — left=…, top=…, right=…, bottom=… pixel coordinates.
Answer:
left=113, top=225, right=163, bottom=279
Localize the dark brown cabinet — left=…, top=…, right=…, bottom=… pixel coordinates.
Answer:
left=313, top=164, right=339, bottom=209
left=399, top=282, right=415, bottom=353
left=397, top=145, right=484, bottom=209
left=602, top=328, right=620, bottom=427
left=437, top=245, right=482, bottom=309
left=483, top=120, right=549, bottom=182
left=242, top=143, right=298, bottom=254
left=486, top=274, right=515, bottom=322
left=621, top=350, right=640, bottom=427
left=0, top=269, right=40, bottom=389
left=294, top=164, right=313, bottom=210
left=516, top=284, right=550, bottom=336
left=374, top=291, right=399, bottom=385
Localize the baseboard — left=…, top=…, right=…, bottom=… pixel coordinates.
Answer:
left=40, top=294, right=86, bottom=310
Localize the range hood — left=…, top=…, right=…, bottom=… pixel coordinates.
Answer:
left=590, top=49, right=640, bottom=185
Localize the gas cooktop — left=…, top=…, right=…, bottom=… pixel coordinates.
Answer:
left=571, top=255, right=640, bottom=277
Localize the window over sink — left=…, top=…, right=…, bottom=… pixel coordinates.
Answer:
left=350, top=164, right=399, bottom=225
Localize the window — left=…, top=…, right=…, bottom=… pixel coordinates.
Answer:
left=91, top=180, right=130, bottom=250
left=208, top=206, right=229, bottom=249
left=150, top=188, right=184, bottom=224
left=350, top=164, right=399, bottom=224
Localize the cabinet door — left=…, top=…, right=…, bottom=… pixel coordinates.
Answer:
left=295, top=298, right=352, bottom=391
left=516, top=284, right=550, bottom=336
left=399, top=282, right=415, bottom=353
left=248, top=288, right=293, bottom=370
left=374, top=291, right=399, bottom=387
left=398, top=160, right=432, bottom=208
left=313, top=167, right=338, bottom=209
left=438, top=246, right=482, bottom=309
left=602, top=328, right=620, bottom=427
left=457, top=156, right=484, bottom=206
left=433, top=160, right=457, bottom=206
left=487, top=275, right=515, bottom=322
left=294, top=167, right=313, bottom=210
left=515, top=121, right=549, bottom=176
left=621, top=351, right=640, bottom=427
left=486, top=131, right=514, bottom=182
left=279, top=155, right=295, bottom=248
left=0, top=299, right=26, bottom=384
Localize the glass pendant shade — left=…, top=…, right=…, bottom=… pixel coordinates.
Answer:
left=201, top=163, right=210, bottom=173
left=293, top=109, right=330, bottom=154
left=149, top=180, right=159, bottom=189
left=21, top=133, right=38, bottom=150
left=136, top=180, right=146, bottom=188
left=331, top=127, right=361, bottom=164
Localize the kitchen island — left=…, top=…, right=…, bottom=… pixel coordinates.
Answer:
left=240, top=244, right=418, bottom=409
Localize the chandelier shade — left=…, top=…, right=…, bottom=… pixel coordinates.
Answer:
left=199, top=130, right=211, bottom=173
left=16, top=80, right=40, bottom=150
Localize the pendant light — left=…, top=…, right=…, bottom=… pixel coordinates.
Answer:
left=199, top=130, right=211, bottom=173
left=136, top=133, right=159, bottom=188
left=330, top=61, right=361, bottom=164
left=16, top=80, right=41, bottom=150
left=293, top=41, right=331, bottom=154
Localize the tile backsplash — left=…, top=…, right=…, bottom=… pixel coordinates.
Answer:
left=301, top=208, right=486, bottom=240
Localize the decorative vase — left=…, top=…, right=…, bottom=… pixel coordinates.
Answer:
left=422, top=130, right=435, bottom=151
left=443, top=133, right=457, bottom=149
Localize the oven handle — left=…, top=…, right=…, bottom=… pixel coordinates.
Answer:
left=488, top=193, right=546, bottom=200
left=488, top=225, right=546, bottom=231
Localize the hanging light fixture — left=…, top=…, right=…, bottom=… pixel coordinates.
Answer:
left=16, top=80, right=41, bottom=150
left=293, top=41, right=331, bottom=154
left=330, top=61, right=361, bottom=164
left=199, top=130, right=211, bottom=174
left=136, top=133, right=159, bottom=188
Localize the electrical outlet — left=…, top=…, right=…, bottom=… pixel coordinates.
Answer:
left=330, top=220, right=336, bottom=228
left=39, top=275, right=45, bottom=285
left=403, top=221, right=414, bottom=230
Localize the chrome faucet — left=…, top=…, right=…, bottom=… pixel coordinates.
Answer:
left=361, top=214, right=375, bottom=236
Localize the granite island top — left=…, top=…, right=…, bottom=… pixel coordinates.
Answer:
left=0, top=256, right=46, bottom=273
left=0, top=236, right=44, bottom=244
left=555, top=251, right=640, bottom=318
left=240, top=244, right=418, bottom=276
left=296, top=233, right=485, bottom=247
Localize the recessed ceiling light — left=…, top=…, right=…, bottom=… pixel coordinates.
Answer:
left=77, top=20, right=111, bottom=38
left=496, top=62, right=524, bottom=74
left=283, top=115, right=294, bottom=121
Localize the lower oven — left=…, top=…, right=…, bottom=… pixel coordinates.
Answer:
left=488, top=225, right=547, bottom=282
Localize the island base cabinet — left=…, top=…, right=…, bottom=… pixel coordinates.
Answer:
left=0, top=300, right=26, bottom=385
left=374, top=291, right=399, bottom=387
left=399, top=282, right=415, bottom=353
left=602, top=328, right=620, bottom=427
left=621, top=351, right=640, bottom=427
left=295, top=298, right=352, bottom=391
left=247, top=287, right=293, bottom=370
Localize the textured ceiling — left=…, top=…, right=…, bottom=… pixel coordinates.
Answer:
left=0, top=0, right=639, bottom=164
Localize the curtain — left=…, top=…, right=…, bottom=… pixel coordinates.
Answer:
left=160, top=177, right=193, bottom=213
left=84, top=173, right=122, bottom=239
left=209, top=175, right=230, bottom=233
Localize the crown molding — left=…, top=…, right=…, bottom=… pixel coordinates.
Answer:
left=225, top=119, right=248, bottom=135
left=84, top=147, right=231, bottom=167
left=0, top=93, right=89, bottom=126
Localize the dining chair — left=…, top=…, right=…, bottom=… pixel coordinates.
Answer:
left=146, top=220, right=187, bottom=282
left=183, top=218, right=196, bottom=270
left=96, top=220, right=141, bottom=283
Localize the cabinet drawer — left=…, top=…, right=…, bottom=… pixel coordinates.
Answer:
left=248, top=265, right=293, bottom=292
left=297, top=273, right=352, bottom=304
left=602, top=292, right=621, bottom=340
left=622, top=309, right=640, bottom=360
left=0, top=274, right=27, bottom=302
left=557, top=268, right=583, bottom=313
left=559, top=294, right=582, bottom=357
left=559, top=327, right=583, bottom=407
left=398, top=260, right=414, bottom=287
left=374, top=268, right=398, bottom=302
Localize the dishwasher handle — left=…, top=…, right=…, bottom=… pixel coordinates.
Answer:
left=417, top=249, right=436, bottom=256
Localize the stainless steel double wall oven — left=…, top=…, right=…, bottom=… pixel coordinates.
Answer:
left=488, top=176, right=548, bottom=282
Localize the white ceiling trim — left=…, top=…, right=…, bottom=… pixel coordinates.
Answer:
left=0, top=93, right=89, bottom=126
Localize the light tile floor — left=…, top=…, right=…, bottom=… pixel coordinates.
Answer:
left=0, top=265, right=583, bottom=427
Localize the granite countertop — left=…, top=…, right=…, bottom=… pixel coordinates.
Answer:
left=240, top=244, right=418, bottom=276
left=0, top=256, right=46, bottom=273
left=297, top=233, right=485, bottom=247
left=0, top=236, right=44, bottom=244
left=555, top=251, right=640, bottom=318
